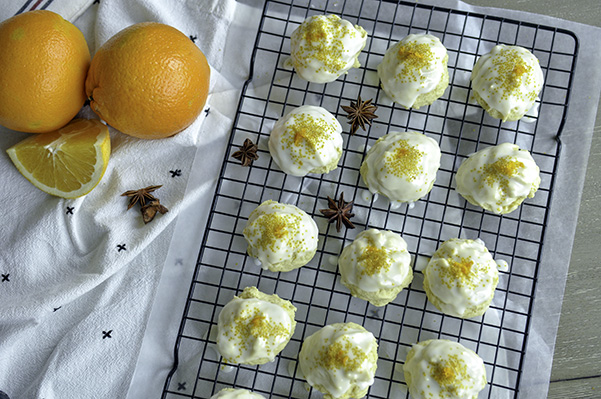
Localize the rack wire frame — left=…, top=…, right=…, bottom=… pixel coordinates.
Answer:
left=162, top=1, right=578, bottom=398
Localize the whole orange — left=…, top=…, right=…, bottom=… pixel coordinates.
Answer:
left=0, top=10, right=90, bottom=133
left=85, top=22, right=210, bottom=139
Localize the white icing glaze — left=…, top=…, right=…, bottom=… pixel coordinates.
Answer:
left=455, top=142, right=541, bottom=214
left=496, top=259, right=509, bottom=272
left=377, top=34, right=448, bottom=108
left=210, top=388, right=266, bottom=399
left=268, top=105, right=343, bottom=177
left=378, top=34, right=447, bottom=108
left=299, top=322, right=378, bottom=399
left=403, top=339, right=487, bottom=399
left=289, top=14, right=367, bottom=83
left=217, top=297, right=294, bottom=364
left=389, top=201, right=402, bottom=210
left=471, top=44, right=544, bottom=121
left=424, top=238, right=499, bottom=318
left=243, top=200, right=319, bottom=271
left=361, top=131, right=441, bottom=206
left=522, top=100, right=540, bottom=123
left=339, top=229, right=412, bottom=292
left=220, top=364, right=235, bottom=373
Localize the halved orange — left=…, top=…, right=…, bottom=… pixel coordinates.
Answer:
left=6, top=118, right=111, bottom=198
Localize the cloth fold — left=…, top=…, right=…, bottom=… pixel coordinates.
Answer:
left=3, top=1, right=599, bottom=398
left=0, top=0, right=245, bottom=398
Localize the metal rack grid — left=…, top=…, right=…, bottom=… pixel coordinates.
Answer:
left=162, top=0, right=578, bottom=398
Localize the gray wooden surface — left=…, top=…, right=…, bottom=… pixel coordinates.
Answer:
left=463, top=1, right=601, bottom=397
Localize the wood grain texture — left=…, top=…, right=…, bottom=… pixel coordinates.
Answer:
left=462, top=0, right=601, bottom=395
left=475, top=0, right=601, bottom=28
left=550, top=131, right=601, bottom=381
left=549, top=376, right=601, bottom=399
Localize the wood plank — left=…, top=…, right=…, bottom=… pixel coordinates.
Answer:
left=491, top=0, right=601, bottom=27
left=549, top=375, right=601, bottom=399
left=550, top=126, right=601, bottom=383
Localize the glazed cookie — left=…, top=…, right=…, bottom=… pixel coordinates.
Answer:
left=243, top=200, right=319, bottom=272
left=360, top=131, right=441, bottom=208
left=403, top=339, right=487, bottom=399
left=268, top=105, right=343, bottom=177
left=288, top=14, right=367, bottom=83
left=471, top=44, right=544, bottom=121
left=455, top=142, right=541, bottom=215
left=299, top=322, right=378, bottom=399
left=378, top=33, right=449, bottom=109
left=338, top=229, right=413, bottom=306
left=210, top=388, right=266, bottom=399
left=423, top=238, right=499, bottom=319
left=216, top=286, right=296, bottom=365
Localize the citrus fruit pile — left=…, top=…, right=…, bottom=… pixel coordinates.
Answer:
left=0, top=10, right=211, bottom=198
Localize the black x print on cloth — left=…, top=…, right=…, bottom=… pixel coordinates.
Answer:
left=66, top=206, right=74, bottom=215
left=1, top=274, right=9, bottom=282
left=102, top=330, right=112, bottom=339
left=117, top=244, right=126, bottom=252
left=189, top=35, right=197, bottom=43
left=170, top=169, right=182, bottom=177
left=177, top=382, right=187, bottom=391
left=53, top=306, right=61, bottom=312
left=204, top=107, right=210, bottom=116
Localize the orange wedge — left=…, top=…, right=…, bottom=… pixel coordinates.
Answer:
left=6, top=118, right=111, bottom=198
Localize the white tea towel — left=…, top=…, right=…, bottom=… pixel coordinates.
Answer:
left=0, top=0, right=251, bottom=397
left=0, top=0, right=92, bottom=22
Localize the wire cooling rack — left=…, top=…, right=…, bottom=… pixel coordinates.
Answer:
left=162, top=1, right=578, bottom=398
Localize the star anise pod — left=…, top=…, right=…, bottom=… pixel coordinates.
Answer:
left=231, top=138, right=259, bottom=166
left=141, top=199, right=169, bottom=224
left=320, top=192, right=356, bottom=233
left=121, top=185, right=162, bottom=210
left=341, top=95, right=378, bottom=135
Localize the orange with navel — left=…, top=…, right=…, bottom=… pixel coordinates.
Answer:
left=85, top=22, right=210, bottom=139
left=0, top=10, right=90, bottom=133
